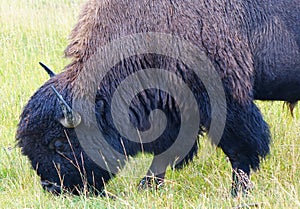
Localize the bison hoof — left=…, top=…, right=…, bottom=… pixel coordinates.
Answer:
left=138, top=176, right=164, bottom=190
left=41, top=180, right=62, bottom=195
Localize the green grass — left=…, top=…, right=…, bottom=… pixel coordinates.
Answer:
left=0, top=0, right=299, bottom=208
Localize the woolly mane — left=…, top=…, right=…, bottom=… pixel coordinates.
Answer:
left=63, top=0, right=257, bottom=104
left=65, top=0, right=107, bottom=63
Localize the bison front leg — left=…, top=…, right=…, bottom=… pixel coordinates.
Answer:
left=231, top=165, right=252, bottom=197
left=138, top=137, right=198, bottom=190
left=228, top=155, right=253, bottom=197
left=219, top=101, right=271, bottom=197
left=138, top=155, right=169, bottom=190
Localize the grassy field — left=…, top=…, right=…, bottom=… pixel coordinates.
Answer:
left=0, top=0, right=299, bottom=208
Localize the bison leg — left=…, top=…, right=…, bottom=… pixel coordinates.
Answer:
left=229, top=155, right=253, bottom=197
left=174, top=140, right=198, bottom=170
left=138, top=137, right=198, bottom=189
left=218, top=101, right=271, bottom=197
left=138, top=155, right=169, bottom=190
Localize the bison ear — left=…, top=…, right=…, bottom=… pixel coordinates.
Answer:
left=39, top=62, right=56, bottom=77
left=51, top=86, right=81, bottom=128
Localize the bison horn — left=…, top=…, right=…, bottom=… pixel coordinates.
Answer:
left=39, top=62, right=56, bottom=77
left=51, top=86, right=81, bottom=128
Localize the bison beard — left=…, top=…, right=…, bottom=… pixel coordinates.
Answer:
left=16, top=0, right=300, bottom=197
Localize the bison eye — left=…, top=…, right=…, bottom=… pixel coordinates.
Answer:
left=49, top=138, right=68, bottom=152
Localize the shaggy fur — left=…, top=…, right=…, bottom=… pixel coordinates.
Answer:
left=17, top=0, right=299, bottom=196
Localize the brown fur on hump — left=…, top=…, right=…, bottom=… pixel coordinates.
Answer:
left=64, top=0, right=256, bottom=104
left=65, top=0, right=105, bottom=63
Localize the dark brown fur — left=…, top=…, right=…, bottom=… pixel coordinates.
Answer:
left=64, top=0, right=254, bottom=104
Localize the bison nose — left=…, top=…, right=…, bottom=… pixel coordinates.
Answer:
left=41, top=180, right=61, bottom=194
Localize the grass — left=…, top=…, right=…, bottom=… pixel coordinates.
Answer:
left=0, top=0, right=299, bottom=208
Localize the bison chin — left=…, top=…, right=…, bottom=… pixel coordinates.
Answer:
left=20, top=132, right=114, bottom=195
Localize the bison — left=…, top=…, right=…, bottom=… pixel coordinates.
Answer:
left=16, top=0, right=300, bottom=197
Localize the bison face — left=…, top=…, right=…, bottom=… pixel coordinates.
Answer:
left=16, top=73, right=111, bottom=195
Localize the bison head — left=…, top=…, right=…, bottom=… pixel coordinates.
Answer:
left=16, top=63, right=111, bottom=195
